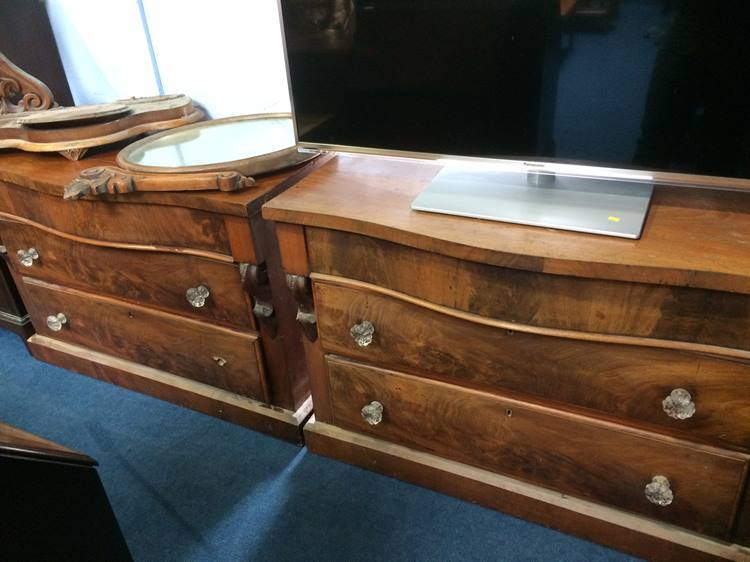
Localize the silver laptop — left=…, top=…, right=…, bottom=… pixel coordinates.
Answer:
left=411, top=166, right=654, bottom=239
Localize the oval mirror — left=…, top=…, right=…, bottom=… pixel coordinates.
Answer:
left=117, top=113, right=314, bottom=175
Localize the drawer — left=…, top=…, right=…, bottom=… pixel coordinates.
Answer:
left=0, top=181, right=238, bottom=256
left=0, top=221, right=255, bottom=330
left=307, top=228, right=750, bottom=352
left=23, top=278, right=267, bottom=400
left=326, top=356, right=749, bottom=538
left=314, top=276, right=750, bottom=449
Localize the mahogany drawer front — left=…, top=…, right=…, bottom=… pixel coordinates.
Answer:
left=327, top=356, right=748, bottom=538
left=313, top=277, right=750, bottom=449
left=23, top=278, right=267, bottom=400
left=0, top=181, right=240, bottom=256
left=307, top=228, right=750, bottom=352
left=0, top=221, right=255, bottom=330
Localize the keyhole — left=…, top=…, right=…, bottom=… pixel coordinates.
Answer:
left=505, top=408, right=513, bottom=417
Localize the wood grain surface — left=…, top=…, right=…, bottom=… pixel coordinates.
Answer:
left=0, top=220, right=255, bottom=329
left=263, top=154, right=750, bottom=294
left=0, top=148, right=333, bottom=217
left=241, top=217, right=312, bottom=411
left=326, top=356, right=748, bottom=539
left=0, top=145, right=320, bottom=438
left=313, top=276, right=750, bottom=450
left=23, top=278, right=267, bottom=400
left=0, top=180, right=234, bottom=256
left=307, top=228, right=750, bottom=352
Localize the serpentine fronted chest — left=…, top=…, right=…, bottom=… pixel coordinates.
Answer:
left=0, top=149, right=330, bottom=441
left=264, top=153, right=750, bottom=560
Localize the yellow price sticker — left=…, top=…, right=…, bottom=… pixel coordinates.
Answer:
left=608, top=216, right=621, bottom=223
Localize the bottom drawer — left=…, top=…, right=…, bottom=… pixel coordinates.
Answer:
left=23, top=278, right=267, bottom=400
left=326, top=355, right=748, bottom=539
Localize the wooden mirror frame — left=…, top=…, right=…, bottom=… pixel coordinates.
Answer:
left=65, top=114, right=318, bottom=200
left=116, top=113, right=313, bottom=176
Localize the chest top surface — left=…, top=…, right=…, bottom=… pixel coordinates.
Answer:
left=263, top=153, right=750, bottom=294
left=0, top=148, right=329, bottom=217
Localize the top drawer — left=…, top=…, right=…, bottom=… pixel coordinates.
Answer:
left=0, top=181, right=243, bottom=257
left=0, top=220, right=255, bottom=330
left=307, top=228, right=750, bottom=352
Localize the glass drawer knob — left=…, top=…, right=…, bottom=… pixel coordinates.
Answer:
left=645, top=475, right=673, bottom=506
left=350, top=320, right=375, bottom=347
left=186, top=285, right=210, bottom=308
left=17, top=247, right=39, bottom=267
left=46, top=313, right=67, bottom=331
left=361, top=401, right=384, bottom=425
left=662, top=388, right=695, bottom=420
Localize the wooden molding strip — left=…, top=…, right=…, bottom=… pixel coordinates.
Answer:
left=0, top=211, right=234, bottom=263
left=306, top=417, right=750, bottom=561
left=311, top=273, right=750, bottom=362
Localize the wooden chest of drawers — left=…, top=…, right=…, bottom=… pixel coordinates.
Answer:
left=0, top=149, right=329, bottom=442
left=264, top=154, right=750, bottom=559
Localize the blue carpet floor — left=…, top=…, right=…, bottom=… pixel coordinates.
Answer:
left=0, top=329, right=640, bottom=562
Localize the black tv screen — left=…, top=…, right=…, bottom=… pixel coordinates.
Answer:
left=280, top=0, right=750, bottom=181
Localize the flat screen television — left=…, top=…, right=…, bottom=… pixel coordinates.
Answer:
left=279, top=0, right=750, bottom=237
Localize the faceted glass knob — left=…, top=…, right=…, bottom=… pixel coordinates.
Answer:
left=186, top=285, right=210, bottom=308
left=645, top=475, right=673, bottom=506
left=662, top=388, right=695, bottom=420
left=361, top=401, right=384, bottom=425
left=350, top=320, right=375, bottom=347
left=46, top=313, right=67, bottom=332
left=17, top=247, right=39, bottom=267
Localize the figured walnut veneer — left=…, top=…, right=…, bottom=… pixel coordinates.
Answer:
left=23, top=278, right=267, bottom=400
left=313, top=276, right=750, bottom=450
left=0, top=149, right=331, bottom=440
left=266, top=153, right=750, bottom=559
left=327, top=356, right=748, bottom=539
left=307, top=228, right=750, bottom=353
left=0, top=220, right=255, bottom=330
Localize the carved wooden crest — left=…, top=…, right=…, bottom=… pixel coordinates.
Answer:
left=0, top=52, right=56, bottom=115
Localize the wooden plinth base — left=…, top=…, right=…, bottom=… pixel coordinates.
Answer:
left=28, top=335, right=312, bottom=443
left=304, top=417, right=750, bottom=562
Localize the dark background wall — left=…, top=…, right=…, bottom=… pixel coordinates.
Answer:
left=0, top=0, right=74, bottom=106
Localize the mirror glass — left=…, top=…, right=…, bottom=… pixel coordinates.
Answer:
left=124, top=116, right=296, bottom=168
